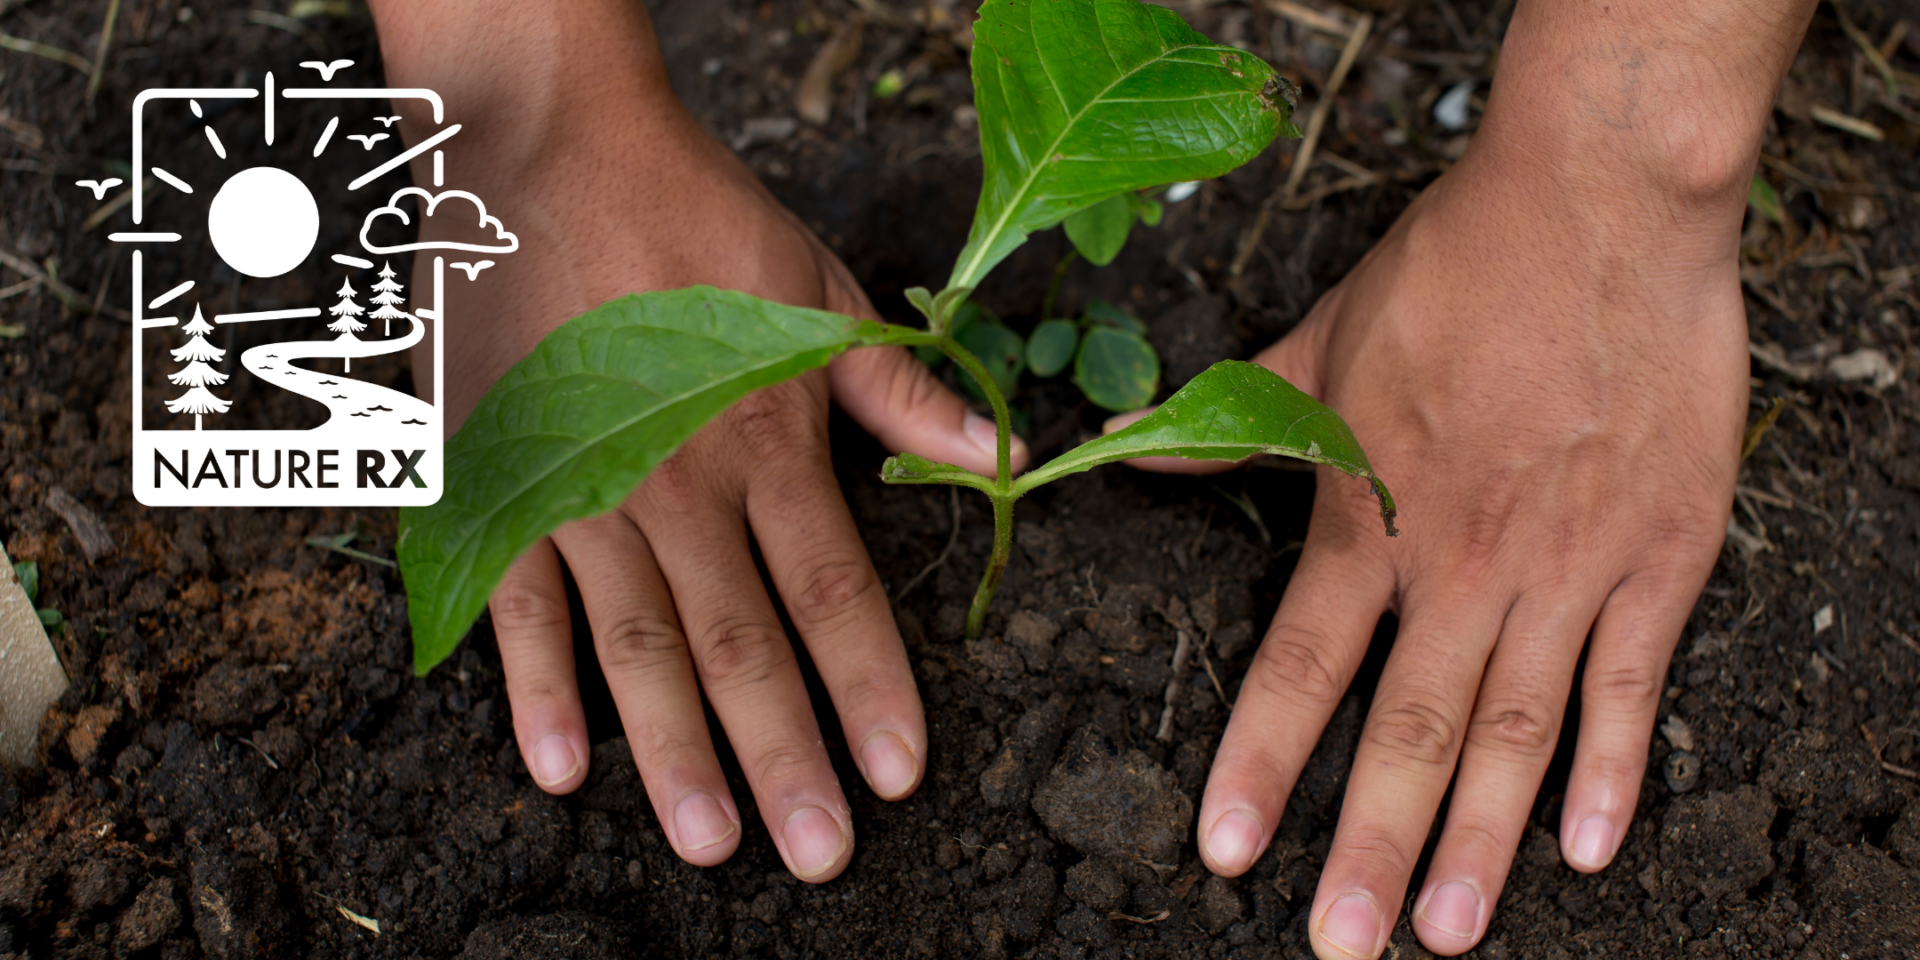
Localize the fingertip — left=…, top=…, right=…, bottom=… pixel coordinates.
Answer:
left=1202, top=807, right=1267, bottom=876
left=1562, top=814, right=1620, bottom=872
left=858, top=729, right=922, bottom=801
left=527, top=733, right=586, bottom=793
left=782, top=804, right=853, bottom=882
left=671, top=789, right=743, bottom=866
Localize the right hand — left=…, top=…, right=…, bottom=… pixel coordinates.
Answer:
left=373, top=0, right=1027, bottom=882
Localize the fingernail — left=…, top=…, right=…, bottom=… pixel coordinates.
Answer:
left=782, top=805, right=849, bottom=880
left=1317, top=893, right=1384, bottom=959
left=860, top=731, right=919, bottom=800
left=1568, top=815, right=1616, bottom=869
left=1205, top=808, right=1264, bottom=873
left=528, top=734, right=579, bottom=787
left=963, top=412, right=997, bottom=455
left=673, top=791, right=738, bottom=853
left=1419, top=880, right=1482, bottom=940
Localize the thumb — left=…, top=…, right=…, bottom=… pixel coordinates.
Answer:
left=830, top=345, right=1030, bottom=478
left=1110, top=300, right=1335, bottom=475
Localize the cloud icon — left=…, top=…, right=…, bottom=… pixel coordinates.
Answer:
left=359, top=187, right=520, bottom=255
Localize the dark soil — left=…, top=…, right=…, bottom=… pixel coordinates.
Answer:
left=4, top=1, right=1919, bottom=958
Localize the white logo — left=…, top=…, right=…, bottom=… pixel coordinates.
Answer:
left=110, top=63, right=515, bottom=507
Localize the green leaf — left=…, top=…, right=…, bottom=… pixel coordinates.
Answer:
left=1747, top=174, right=1784, bottom=225
left=1062, top=193, right=1135, bottom=266
left=905, top=286, right=937, bottom=322
left=1128, top=191, right=1164, bottom=226
left=956, top=317, right=1026, bottom=400
left=37, top=607, right=62, bottom=628
left=1027, top=319, right=1080, bottom=377
left=879, top=452, right=997, bottom=493
left=1074, top=325, right=1159, bottom=412
left=950, top=0, right=1298, bottom=290
left=1016, top=360, right=1397, bottom=535
left=1083, top=299, right=1147, bottom=334
left=399, top=286, right=916, bottom=676
left=12, top=560, right=37, bottom=604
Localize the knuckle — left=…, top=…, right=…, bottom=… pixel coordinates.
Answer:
left=491, top=577, right=569, bottom=631
left=1363, top=696, right=1462, bottom=768
left=1585, top=661, right=1664, bottom=711
left=692, top=616, right=791, bottom=690
left=727, top=383, right=824, bottom=455
left=748, top=737, right=825, bottom=790
left=595, top=611, right=689, bottom=676
left=1336, top=829, right=1418, bottom=878
left=1470, top=699, right=1558, bottom=756
left=785, top=552, right=882, bottom=628
left=1246, top=625, right=1347, bottom=707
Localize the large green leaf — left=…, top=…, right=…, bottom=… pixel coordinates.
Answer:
left=398, top=287, right=914, bottom=675
left=950, top=0, right=1299, bottom=290
left=1015, top=360, right=1398, bottom=533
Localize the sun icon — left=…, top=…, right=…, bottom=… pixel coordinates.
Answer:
left=207, top=166, right=320, bottom=278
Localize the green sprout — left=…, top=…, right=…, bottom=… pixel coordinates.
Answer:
left=397, top=0, right=1395, bottom=675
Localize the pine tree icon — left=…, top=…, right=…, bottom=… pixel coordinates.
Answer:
left=164, top=304, right=231, bottom=430
left=327, top=276, right=368, bottom=373
left=367, top=261, right=409, bottom=337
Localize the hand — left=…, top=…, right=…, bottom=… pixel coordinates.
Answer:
left=371, top=0, right=1027, bottom=882
left=1127, top=0, right=1811, bottom=954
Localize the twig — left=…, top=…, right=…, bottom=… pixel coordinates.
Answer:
left=1887, top=620, right=1920, bottom=656
left=1231, top=12, right=1372, bottom=275
left=86, top=0, right=121, bottom=111
left=894, top=485, right=961, bottom=601
left=235, top=736, right=280, bottom=770
left=1109, top=910, right=1171, bottom=924
left=0, top=32, right=92, bottom=72
left=1861, top=724, right=1919, bottom=781
left=1196, top=631, right=1231, bottom=708
left=81, top=177, right=151, bottom=232
left=1155, top=629, right=1195, bottom=741
left=1831, top=1, right=1900, bottom=97
left=1262, top=0, right=1353, bottom=36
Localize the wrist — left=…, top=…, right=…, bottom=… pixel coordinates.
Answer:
left=1466, top=0, right=1814, bottom=235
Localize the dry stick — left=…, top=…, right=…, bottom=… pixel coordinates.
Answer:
left=1262, top=0, right=1355, bottom=37
left=1195, top=632, right=1231, bottom=709
left=894, top=485, right=962, bottom=601
left=1830, top=0, right=1900, bottom=97
left=1861, top=724, right=1919, bottom=781
left=0, top=32, right=92, bottom=72
left=1155, top=628, right=1194, bottom=742
left=1230, top=12, right=1373, bottom=277
left=85, top=0, right=122, bottom=112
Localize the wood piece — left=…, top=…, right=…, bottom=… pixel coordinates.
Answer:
left=46, top=488, right=115, bottom=562
left=0, top=544, right=69, bottom=768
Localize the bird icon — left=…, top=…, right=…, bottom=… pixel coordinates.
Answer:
left=347, top=133, right=390, bottom=150
left=450, top=260, right=496, bottom=280
left=76, top=178, right=124, bottom=200
left=373, top=116, right=402, bottom=128
left=299, top=59, right=355, bottom=80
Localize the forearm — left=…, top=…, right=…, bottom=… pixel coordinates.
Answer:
left=1477, top=0, right=1816, bottom=242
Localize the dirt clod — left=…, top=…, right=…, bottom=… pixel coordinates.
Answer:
left=116, top=878, right=181, bottom=953
left=1031, top=725, right=1192, bottom=864
left=1660, top=785, right=1776, bottom=903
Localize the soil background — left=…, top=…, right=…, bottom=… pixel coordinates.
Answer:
left=3, top=1, right=1919, bottom=958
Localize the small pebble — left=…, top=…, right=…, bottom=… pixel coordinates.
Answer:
left=1434, top=80, right=1475, bottom=131
left=1664, top=750, right=1700, bottom=793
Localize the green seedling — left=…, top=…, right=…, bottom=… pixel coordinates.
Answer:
left=13, top=560, right=63, bottom=634
left=397, top=0, right=1396, bottom=675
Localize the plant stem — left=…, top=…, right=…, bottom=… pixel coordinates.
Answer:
left=1039, top=249, right=1078, bottom=322
left=934, top=333, right=1017, bottom=639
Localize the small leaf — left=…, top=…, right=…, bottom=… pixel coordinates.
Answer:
left=930, top=285, right=976, bottom=332
left=1074, top=326, right=1159, bottom=412
left=1127, top=191, right=1164, bottom=227
left=1018, top=360, right=1396, bottom=535
left=956, top=318, right=1026, bottom=399
left=1027, top=319, right=1080, bottom=377
left=950, top=0, right=1296, bottom=289
left=13, top=560, right=37, bottom=604
left=399, top=286, right=914, bottom=676
left=881, top=452, right=996, bottom=491
left=37, top=607, right=62, bottom=628
left=904, top=286, right=937, bottom=322
left=1083, top=299, right=1148, bottom=334
left=1062, top=193, right=1135, bottom=266
left=1747, top=174, right=1784, bottom=225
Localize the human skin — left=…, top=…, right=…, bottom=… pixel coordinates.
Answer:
left=1121, top=0, right=1817, bottom=955
left=366, top=0, right=1028, bottom=883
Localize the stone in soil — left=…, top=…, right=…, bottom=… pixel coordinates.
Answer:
left=1031, top=725, right=1192, bottom=864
